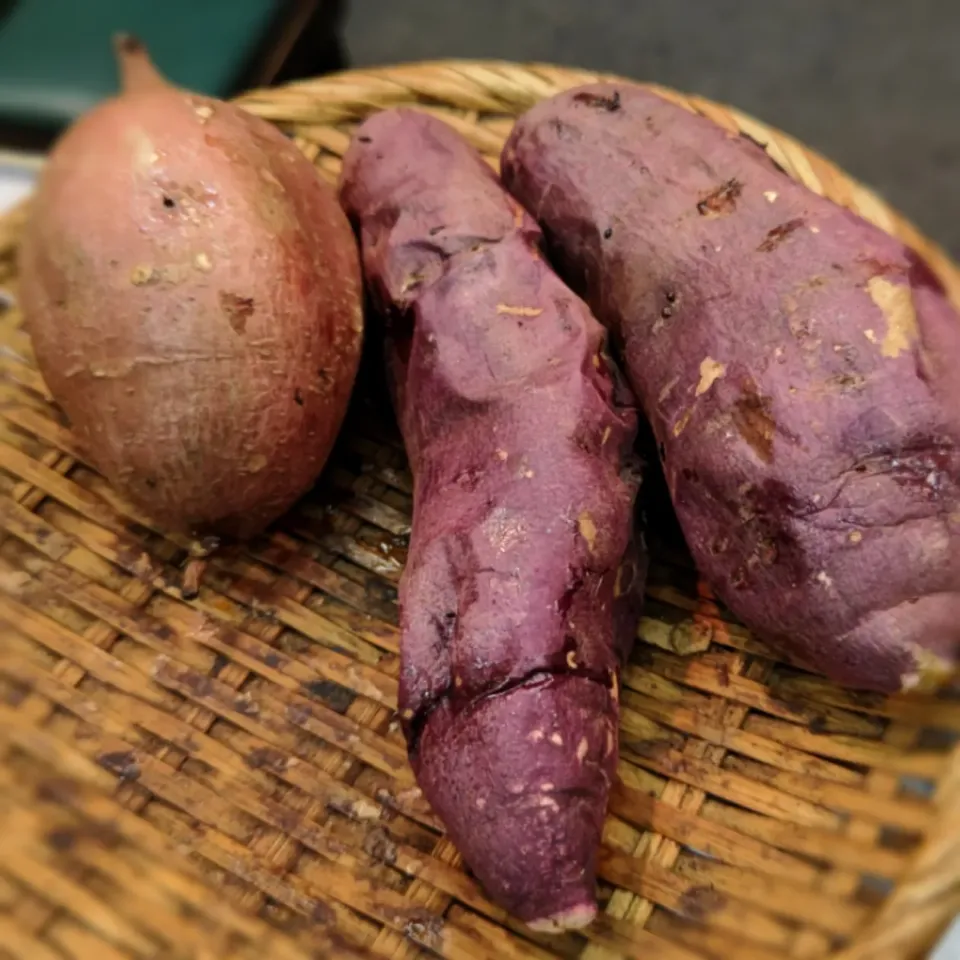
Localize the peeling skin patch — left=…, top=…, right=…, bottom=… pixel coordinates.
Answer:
left=867, top=276, right=918, bottom=358
left=697, top=178, right=742, bottom=217
left=577, top=511, right=598, bottom=552
left=496, top=304, right=543, bottom=317
left=129, top=128, right=158, bottom=170
left=757, top=218, right=805, bottom=253
left=220, top=291, right=255, bottom=334
left=484, top=507, right=527, bottom=553
left=89, top=359, right=134, bottom=379
left=572, top=89, right=621, bottom=112
left=696, top=357, right=726, bottom=396
left=673, top=407, right=693, bottom=437
left=130, top=265, right=158, bottom=286
left=732, top=382, right=777, bottom=463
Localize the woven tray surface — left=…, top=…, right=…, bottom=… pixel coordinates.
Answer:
left=0, top=61, right=958, bottom=960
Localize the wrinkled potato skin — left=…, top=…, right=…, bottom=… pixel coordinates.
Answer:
left=19, top=80, right=362, bottom=539
left=340, top=109, right=643, bottom=927
left=503, top=83, right=960, bottom=692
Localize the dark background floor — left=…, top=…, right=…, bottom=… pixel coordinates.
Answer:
left=342, top=0, right=959, bottom=258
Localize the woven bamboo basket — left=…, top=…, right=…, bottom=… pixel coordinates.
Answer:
left=0, top=60, right=958, bottom=960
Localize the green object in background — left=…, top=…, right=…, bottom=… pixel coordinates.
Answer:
left=0, top=0, right=282, bottom=132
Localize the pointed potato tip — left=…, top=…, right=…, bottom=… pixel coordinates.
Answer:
left=112, top=33, right=144, bottom=56
left=527, top=902, right=597, bottom=933
left=112, top=32, right=167, bottom=93
left=412, top=674, right=618, bottom=926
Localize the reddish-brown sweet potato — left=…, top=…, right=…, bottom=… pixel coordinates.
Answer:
left=339, top=109, right=644, bottom=928
left=502, top=83, right=960, bottom=692
left=18, top=37, right=362, bottom=541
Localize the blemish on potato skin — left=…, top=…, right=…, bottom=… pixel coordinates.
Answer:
left=697, top=178, right=742, bottom=217
left=731, top=379, right=777, bottom=463
left=673, top=407, right=693, bottom=437
left=867, top=276, right=918, bottom=358
left=549, top=732, right=564, bottom=746
left=130, top=265, right=158, bottom=285
left=696, top=357, right=726, bottom=396
left=572, top=89, right=621, bottom=112
left=496, top=304, right=543, bottom=317
left=219, top=291, right=255, bottom=334
left=577, top=511, right=598, bottom=552
left=194, top=252, right=213, bottom=272
left=757, top=218, right=805, bottom=253
left=848, top=531, right=863, bottom=544
left=89, top=359, right=135, bottom=379
left=576, top=737, right=589, bottom=762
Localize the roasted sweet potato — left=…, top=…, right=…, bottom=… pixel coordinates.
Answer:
left=502, top=83, right=960, bottom=692
left=339, top=109, right=644, bottom=928
left=19, top=37, right=362, bottom=541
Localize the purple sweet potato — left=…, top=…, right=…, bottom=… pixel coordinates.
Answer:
left=339, top=109, right=644, bottom=928
left=502, top=83, right=960, bottom=693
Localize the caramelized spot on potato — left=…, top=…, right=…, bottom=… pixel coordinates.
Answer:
left=732, top=379, right=777, bottom=463
left=757, top=218, right=805, bottom=253
left=697, top=178, right=742, bottom=217
left=219, top=291, right=255, bottom=334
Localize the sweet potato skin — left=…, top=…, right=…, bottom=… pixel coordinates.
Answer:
left=502, top=84, right=960, bottom=692
left=339, top=109, right=643, bottom=926
left=19, top=52, right=362, bottom=539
